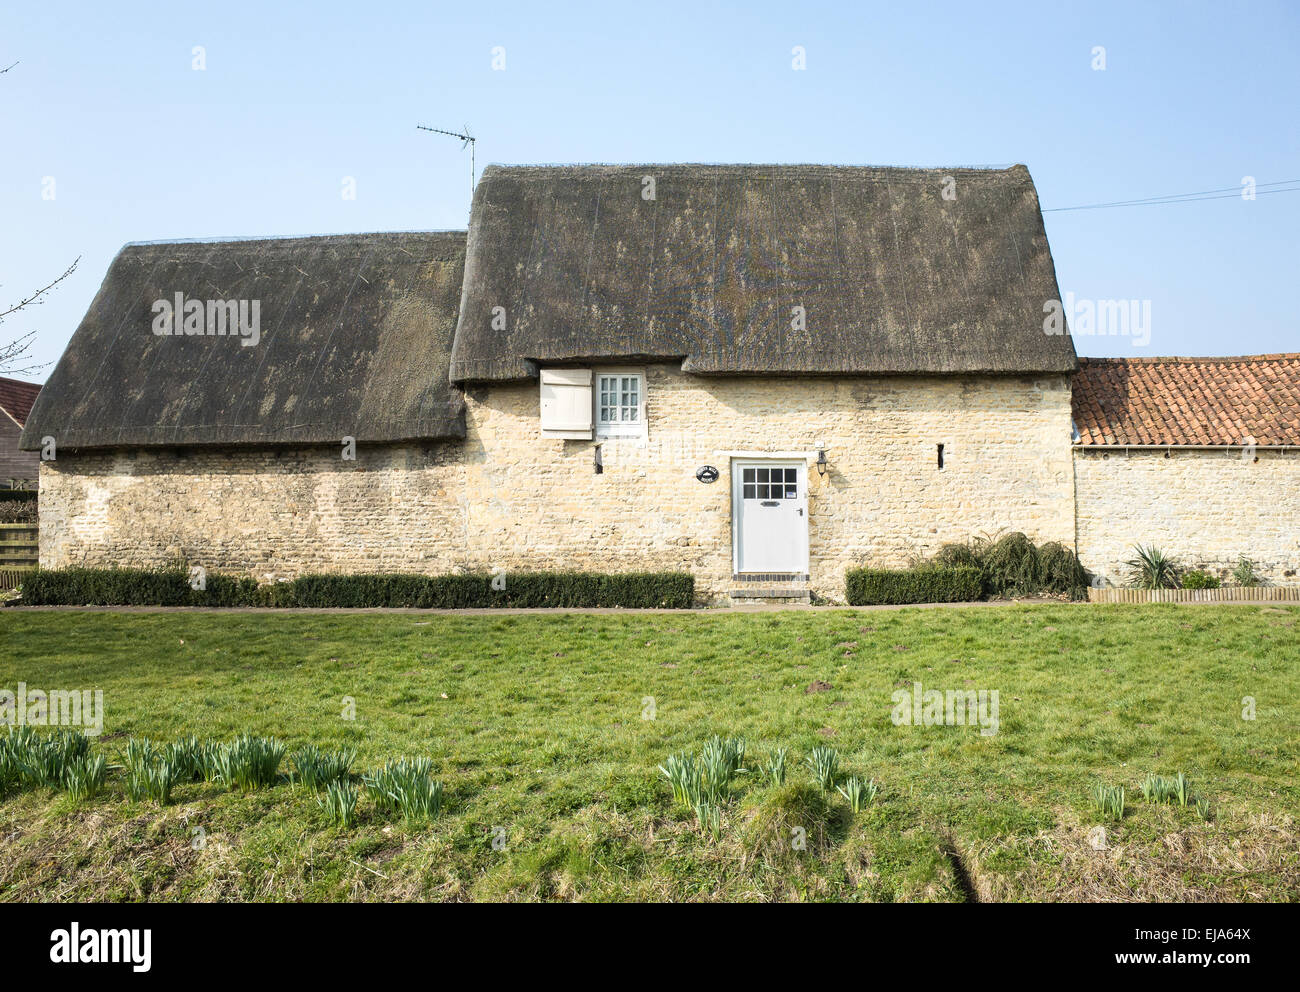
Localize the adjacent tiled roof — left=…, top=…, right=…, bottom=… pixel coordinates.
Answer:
left=1072, top=355, right=1300, bottom=446
left=0, top=376, right=42, bottom=427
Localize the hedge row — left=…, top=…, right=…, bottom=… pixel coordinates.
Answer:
left=20, top=568, right=695, bottom=609
left=845, top=566, right=984, bottom=606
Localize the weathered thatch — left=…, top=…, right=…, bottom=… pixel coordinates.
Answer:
left=451, top=164, right=1077, bottom=381
left=21, top=232, right=466, bottom=450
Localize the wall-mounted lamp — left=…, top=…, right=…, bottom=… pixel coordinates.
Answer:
left=816, top=449, right=828, bottom=476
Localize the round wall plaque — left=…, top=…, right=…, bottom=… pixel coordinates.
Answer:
left=695, top=465, right=720, bottom=484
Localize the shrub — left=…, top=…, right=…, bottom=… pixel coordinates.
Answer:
left=1181, top=570, right=1220, bottom=590
left=845, top=566, right=982, bottom=606
left=981, top=532, right=1044, bottom=597
left=1233, top=556, right=1262, bottom=588
left=920, top=532, right=1092, bottom=600
left=0, top=497, right=37, bottom=523
left=21, top=567, right=694, bottom=610
left=1124, top=545, right=1182, bottom=590
left=1037, top=541, right=1091, bottom=598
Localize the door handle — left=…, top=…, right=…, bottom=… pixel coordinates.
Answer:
left=798, top=508, right=804, bottom=516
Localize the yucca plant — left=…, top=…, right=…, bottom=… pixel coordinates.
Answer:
left=837, top=776, right=879, bottom=812
left=760, top=747, right=787, bottom=787
left=319, top=779, right=359, bottom=828
left=1125, top=544, right=1182, bottom=590
left=211, top=734, right=286, bottom=790
left=806, top=745, right=839, bottom=791
left=291, top=744, right=356, bottom=791
left=1093, top=782, right=1125, bottom=821
left=63, top=754, right=107, bottom=803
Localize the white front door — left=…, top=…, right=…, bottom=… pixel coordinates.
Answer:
left=732, top=460, right=808, bottom=574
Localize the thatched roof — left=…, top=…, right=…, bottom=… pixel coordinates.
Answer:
left=1073, top=355, right=1300, bottom=446
left=21, top=232, right=466, bottom=450
left=451, top=164, right=1077, bottom=380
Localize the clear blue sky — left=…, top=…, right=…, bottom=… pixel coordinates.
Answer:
left=3, top=0, right=1297, bottom=379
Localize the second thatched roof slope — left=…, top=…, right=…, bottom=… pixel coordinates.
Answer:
left=451, top=163, right=1077, bottom=381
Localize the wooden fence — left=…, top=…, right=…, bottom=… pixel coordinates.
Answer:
left=1087, top=586, right=1300, bottom=604
left=0, top=523, right=38, bottom=571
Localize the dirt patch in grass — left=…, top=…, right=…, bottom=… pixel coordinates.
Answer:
left=969, top=806, right=1300, bottom=902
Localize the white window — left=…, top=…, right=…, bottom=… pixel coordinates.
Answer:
left=595, top=370, right=645, bottom=438
left=539, top=369, right=593, bottom=439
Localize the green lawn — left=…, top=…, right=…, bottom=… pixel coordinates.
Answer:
left=2, top=604, right=1297, bottom=902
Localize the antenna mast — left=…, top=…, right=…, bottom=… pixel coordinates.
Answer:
left=416, top=124, right=476, bottom=202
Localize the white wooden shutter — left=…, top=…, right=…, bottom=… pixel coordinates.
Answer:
left=539, top=369, right=593, bottom=439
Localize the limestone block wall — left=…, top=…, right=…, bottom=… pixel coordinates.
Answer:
left=461, top=366, right=1076, bottom=602
left=1074, top=447, right=1300, bottom=586
left=37, top=445, right=465, bottom=581
left=37, top=368, right=1076, bottom=603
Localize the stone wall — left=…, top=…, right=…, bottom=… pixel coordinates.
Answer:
left=461, top=366, right=1076, bottom=603
left=1074, top=447, right=1300, bottom=586
left=38, top=368, right=1077, bottom=603
left=37, top=445, right=464, bottom=581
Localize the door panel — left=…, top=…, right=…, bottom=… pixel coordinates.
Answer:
left=733, top=460, right=808, bottom=573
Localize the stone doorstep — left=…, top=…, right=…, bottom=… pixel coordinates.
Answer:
left=728, top=587, right=812, bottom=605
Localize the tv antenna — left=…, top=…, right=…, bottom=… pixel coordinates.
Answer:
left=417, top=124, right=476, bottom=200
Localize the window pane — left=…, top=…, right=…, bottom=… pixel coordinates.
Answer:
left=785, top=468, right=797, bottom=483
left=743, top=468, right=755, bottom=483
left=785, top=486, right=797, bottom=499
left=743, top=484, right=755, bottom=499
left=757, top=484, right=769, bottom=499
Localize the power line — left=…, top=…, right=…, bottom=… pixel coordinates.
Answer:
left=1045, top=180, right=1300, bottom=212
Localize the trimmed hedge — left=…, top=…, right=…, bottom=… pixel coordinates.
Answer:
left=19, top=567, right=694, bottom=610
left=845, top=566, right=983, bottom=606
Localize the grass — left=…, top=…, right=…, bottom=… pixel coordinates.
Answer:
left=0, top=603, right=1297, bottom=902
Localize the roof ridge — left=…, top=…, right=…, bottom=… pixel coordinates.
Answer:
left=1078, top=353, right=1300, bottom=365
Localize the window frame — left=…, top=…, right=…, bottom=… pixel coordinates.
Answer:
left=593, top=368, right=646, bottom=439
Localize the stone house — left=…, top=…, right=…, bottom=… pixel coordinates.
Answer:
left=20, top=164, right=1300, bottom=602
